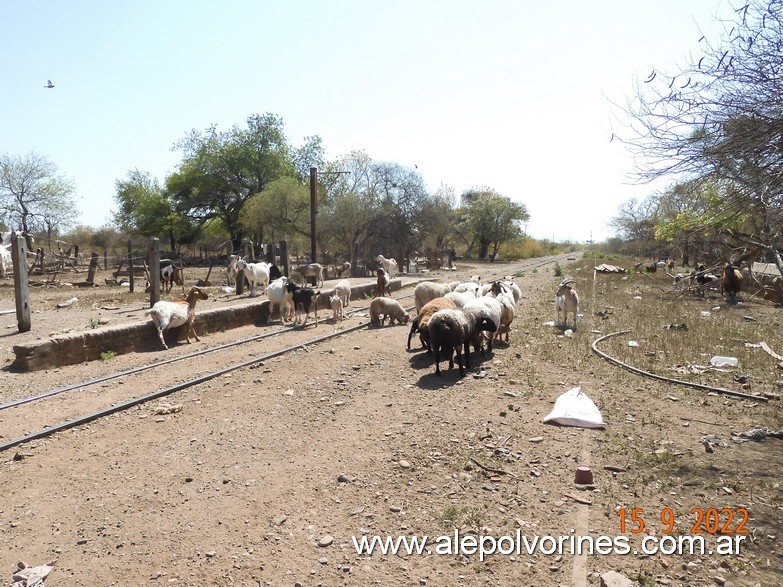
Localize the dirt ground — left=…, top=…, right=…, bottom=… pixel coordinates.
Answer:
left=0, top=257, right=781, bottom=587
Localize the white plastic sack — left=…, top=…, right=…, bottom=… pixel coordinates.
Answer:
left=543, top=387, right=606, bottom=429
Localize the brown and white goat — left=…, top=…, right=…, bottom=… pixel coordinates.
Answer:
left=146, top=286, right=209, bottom=350
left=376, top=268, right=391, bottom=297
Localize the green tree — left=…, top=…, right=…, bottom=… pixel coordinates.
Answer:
left=455, top=188, right=529, bottom=260
left=240, top=176, right=310, bottom=245
left=317, top=151, right=383, bottom=269
left=621, top=0, right=783, bottom=269
left=0, top=151, right=76, bottom=245
left=113, top=169, right=189, bottom=251
left=167, top=113, right=318, bottom=252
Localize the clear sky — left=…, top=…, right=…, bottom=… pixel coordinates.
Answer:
left=1, top=0, right=731, bottom=243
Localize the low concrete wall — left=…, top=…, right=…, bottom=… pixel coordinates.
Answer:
left=11, top=280, right=398, bottom=372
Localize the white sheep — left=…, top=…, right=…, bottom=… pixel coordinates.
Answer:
left=333, top=278, right=351, bottom=307
left=235, top=259, right=271, bottom=296
left=428, top=306, right=498, bottom=377
left=369, top=296, right=409, bottom=326
left=463, top=295, right=503, bottom=355
left=329, top=292, right=344, bottom=322
left=413, top=281, right=453, bottom=313
left=266, top=276, right=294, bottom=323
left=145, top=286, right=209, bottom=350
left=556, top=277, right=579, bottom=330
left=488, top=281, right=516, bottom=343
left=444, top=290, right=477, bottom=308
left=375, top=254, right=398, bottom=276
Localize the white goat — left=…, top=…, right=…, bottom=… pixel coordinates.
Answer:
left=0, top=244, right=10, bottom=278
left=556, top=278, right=579, bottom=330
left=235, top=259, right=271, bottom=296
left=329, top=292, right=344, bottom=322
left=333, top=278, right=351, bottom=307
left=375, top=254, right=398, bottom=276
left=293, top=263, right=325, bottom=287
left=145, top=286, right=209, bottom=350
left=266, top=277, right=294, bottom=323
left=226, top=254, right=240, bottom=286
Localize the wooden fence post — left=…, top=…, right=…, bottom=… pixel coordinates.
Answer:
left=150, top=238, right=161, bottom=307
left=12, top=234, right=31, bottom=333
left=128, top=240, right=134, bottom=293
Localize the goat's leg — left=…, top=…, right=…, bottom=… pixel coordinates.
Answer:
left=157, top=327, right=168, bottom=350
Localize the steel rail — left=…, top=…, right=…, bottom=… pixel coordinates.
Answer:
left=591, top=330, right=768, bottom=402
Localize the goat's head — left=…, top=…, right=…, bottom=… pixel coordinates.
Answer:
left=186, top=286, right=209, bottom=302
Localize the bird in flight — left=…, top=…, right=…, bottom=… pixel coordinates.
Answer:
left=45, top=80, right=55, bottom=88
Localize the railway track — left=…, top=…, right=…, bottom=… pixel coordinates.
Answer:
left=0, top=253, right=572, bottom=453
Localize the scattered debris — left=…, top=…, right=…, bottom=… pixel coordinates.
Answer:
left=152, top=403, right=183, bottom=415
left=663, top=323, right=688, bottom=330
left=594, top=264, right=627, bottom=274
left=11, top=561, right=55, bottom=587
left=55, top=297, right=78, bottom=309
left=543, top=387, right=606, bottom=429
left=709, top=356, right=738, bottom=367
left=731, top=426, right=783, bottom=443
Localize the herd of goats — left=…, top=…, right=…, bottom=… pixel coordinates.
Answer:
left=143, top=253, right=582, bottom=377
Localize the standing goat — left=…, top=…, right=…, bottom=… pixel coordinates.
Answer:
left=721, top=262, right=743, bottom=301
left=556, top=278, right=579, bottom=331
left=145, top=286, right=209, bottom=350
left=376, top=268, right=391, bottom=297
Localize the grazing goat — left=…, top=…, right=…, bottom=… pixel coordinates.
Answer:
left=369, top=296, right=410, bottom=326
left=293, top=263, right=325, bottom=287
left=556, top=278, right=579, bottom=331
left=226, top=255, right=240, bottom=286
left=285, top=281, right=320, bottom=327
left=408, top=297, right=457, bottom=351
left=145, top=286, right=209, bottom=350
left=329, top=292, right=344, bottom=322
left=375, top=254, right=398, bottom=276
left=721, top=262, right=743, bottom=300
left=333, top=278, right=351, bottom=308
left=0, top=244, right=10, bottom=278
left=266, top=277, right=294, bottom=323
left=235, top=259, right=271, bottom=296
left=376, top=268, right=391, bottom=297
left=413, top=281, right=453, bottom=313
left=428, top=307, right=497, bottom=377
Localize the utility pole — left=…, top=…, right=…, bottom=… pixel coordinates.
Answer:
left=309, top=166, right=351, bottom=264
left=310, top=167, right=318, bottom=262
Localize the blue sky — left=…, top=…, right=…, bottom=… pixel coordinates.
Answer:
left=1, top=0, right=731, bottom=243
